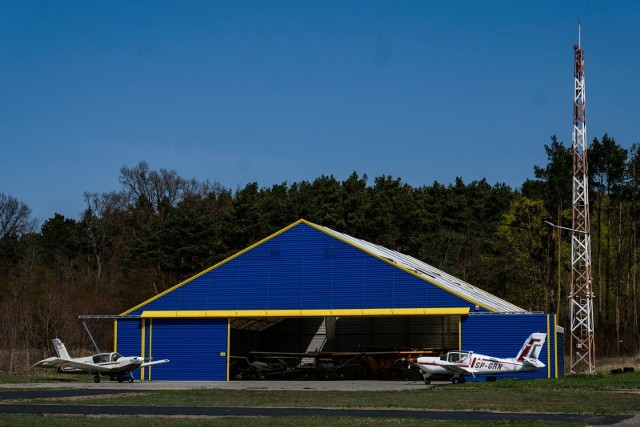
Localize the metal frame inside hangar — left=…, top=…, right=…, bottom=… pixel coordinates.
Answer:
left=114, top=219, right=564, bottom=381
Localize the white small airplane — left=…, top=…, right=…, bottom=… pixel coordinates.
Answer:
left=34, top=338, right=169, bottom=383
left=415, top=333, right=546, bottom=384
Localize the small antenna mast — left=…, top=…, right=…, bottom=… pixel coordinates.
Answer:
left=578, top=20, right=581, bottom=48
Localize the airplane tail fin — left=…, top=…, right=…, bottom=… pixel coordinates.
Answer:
left=516, top=333, right=546, bottom=362
left=51, top=338, right=71, bottom=360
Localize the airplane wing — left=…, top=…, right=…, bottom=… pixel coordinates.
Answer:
left=141, top=359, right=170, bottom=367
left=435, top=361, right=479, bottom=376
left=33, top=357, right=119, bottom=373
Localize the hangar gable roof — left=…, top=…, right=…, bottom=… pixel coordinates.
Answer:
left=122, top=219, right=525, bottom=316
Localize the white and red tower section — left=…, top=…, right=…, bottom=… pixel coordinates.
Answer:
left=569, top=26, right=595, bottom=374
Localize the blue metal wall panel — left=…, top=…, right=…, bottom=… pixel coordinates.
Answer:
left=141, top=319, right=152, bottom=380
left=129, top=223, right=483, bottom=315
left=116, top=319, right=142, bottom=357
left=547, top=315, right=559, bottom=379
left=148, top=319, right=228, bottom=380
left=461, top=313, right=563, bottom=381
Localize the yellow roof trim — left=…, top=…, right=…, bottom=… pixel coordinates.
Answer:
left=120, top=219, right=308, bottom=315
left=141, top=307, right=470, bottom=318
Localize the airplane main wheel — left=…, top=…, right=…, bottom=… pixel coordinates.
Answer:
left=128, top=378, right=134, bottom=383
left=452, top=377, right=460, bottom=384
left=424, top=379, right=431, bottom=385
left=93, top=375, right=101, bottom=383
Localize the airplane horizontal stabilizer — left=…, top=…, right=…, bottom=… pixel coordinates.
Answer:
left=522, top=357, right=545, bottom=369
left=33, top=357, right=64, bottom=368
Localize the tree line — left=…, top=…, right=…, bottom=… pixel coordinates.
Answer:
left=1, top=133, right=639, bottom=358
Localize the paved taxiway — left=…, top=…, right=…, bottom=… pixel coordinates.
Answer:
left=0, top=379, right=431, bottom=391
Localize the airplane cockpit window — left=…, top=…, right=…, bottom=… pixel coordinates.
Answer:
left=110, top=353, right=121, bottom=362
left=93, top=354, right=111, bottom=363
left=447, top=352, right=470, bottom=363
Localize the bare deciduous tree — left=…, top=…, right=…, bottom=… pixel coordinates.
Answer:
left=0, top=193, right=34, bottom=239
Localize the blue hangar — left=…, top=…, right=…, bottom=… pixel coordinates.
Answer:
left=116, top=219, right=564, bottom=381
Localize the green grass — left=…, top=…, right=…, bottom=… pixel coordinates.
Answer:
left=4, top=373, right=640, bottom=415
left=0, top=373, right=88, bottom=384
left=1, top=372, right=639, bottom=426
left=17, top=387, right=640, bottom=415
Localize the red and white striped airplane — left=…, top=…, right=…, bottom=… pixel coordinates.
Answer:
left=415, top=333, right=546, bottom=384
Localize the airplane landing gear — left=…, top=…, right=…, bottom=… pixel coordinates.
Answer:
left=451, top=376, right=466, bottom=384
left=93, top=375, right=101, bottom=383
left=115, top=372, right=135, bottom=383
left=421, top=373, right=432, bottom=385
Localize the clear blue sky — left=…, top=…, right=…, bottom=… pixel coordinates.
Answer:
left=1, top=1, right=638, bottom=221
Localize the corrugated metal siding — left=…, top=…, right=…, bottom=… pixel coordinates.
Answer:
left=149, top=319, right=228, bottom=380
left=317, top=224, right=525, bottom=313
left=129, top=223, right=482, bottom=315
left=461, top=313, right=560, bottom=381
left=545, top=318, right=564, bottom=379
left=116, top=319, right=142, bottom=357
left=141, top=319, right=152, bottom=380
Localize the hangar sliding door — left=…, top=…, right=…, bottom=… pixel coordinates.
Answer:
left=116, top=319, right=142, bottom=357
left=148, top=318, right=228, bottom=381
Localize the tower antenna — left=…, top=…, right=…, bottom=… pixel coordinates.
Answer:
left=569, top=22, right=595, bottom=374
left=578, top=20, right=581, bottom=47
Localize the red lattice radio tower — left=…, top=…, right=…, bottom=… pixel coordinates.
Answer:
left=569, top=23, right=595, bottom=374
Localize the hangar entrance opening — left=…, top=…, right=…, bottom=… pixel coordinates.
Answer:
left=229, top=315, right=459, bottom=380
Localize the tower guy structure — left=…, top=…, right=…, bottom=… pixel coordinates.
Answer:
left=569, top=26, right=595, bottom=374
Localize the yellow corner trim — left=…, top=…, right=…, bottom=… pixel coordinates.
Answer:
left=113, top=320, right=118, bottom=352
left=141, top=307, right=470, bottom=318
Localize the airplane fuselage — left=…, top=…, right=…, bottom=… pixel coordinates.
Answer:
left=414, top=333, right=546, bottom=384
left=417, top=354, right=536, bottom=376
left=34, top=339, right=170, bottom=383
left=41, top=352, right=145, bottom=375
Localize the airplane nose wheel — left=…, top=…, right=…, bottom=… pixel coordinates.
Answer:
left=93, top=375, right=101, bottom=383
